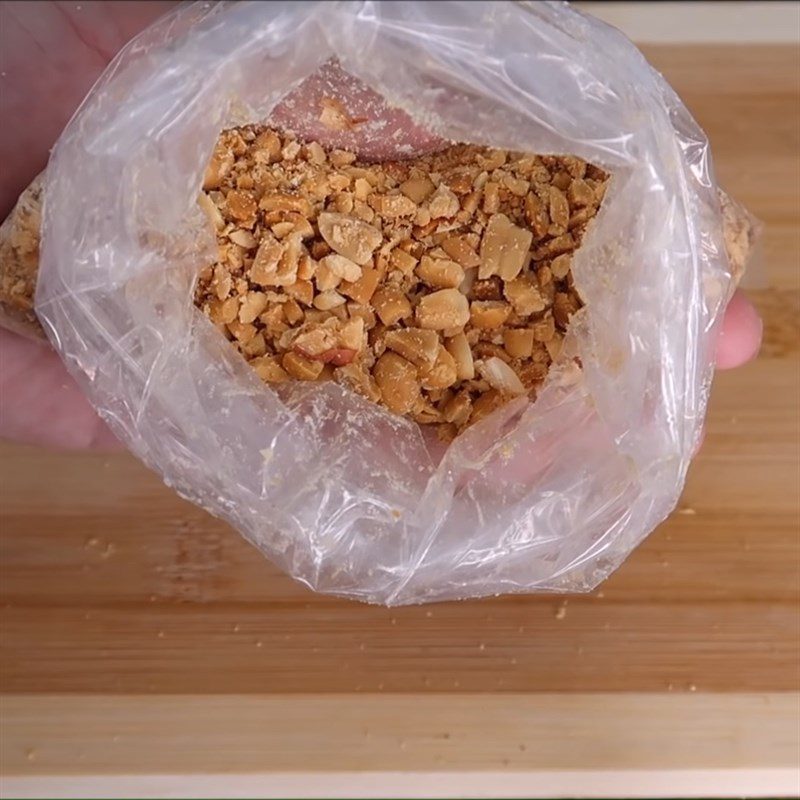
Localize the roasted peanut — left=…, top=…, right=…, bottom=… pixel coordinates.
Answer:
left=195, top=125, right=608, bottom=438
left=372, top=285, right=412, bottom=326
left=385, top=328, right=440, bottom=368
left=373, top=352, right=420, bottom=414
left=416, top=288, right=470, bottom=330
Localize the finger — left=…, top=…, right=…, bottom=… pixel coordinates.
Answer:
left=715, top=289, right=762, bottom=370
left=0, top=328, right=120, bottom=450
left=0, top=0, right=177, bottom=218
left=268, top=59, right=446, bottom=161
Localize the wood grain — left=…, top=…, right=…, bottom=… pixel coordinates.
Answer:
left=2, top=372, right=796, bottom=696
left=1, top=43, right=799, bottom=785
left=2, top=694, right=798, bottom=773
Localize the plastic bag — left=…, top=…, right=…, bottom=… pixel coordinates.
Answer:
left=36, top=0, right=739, bottom=605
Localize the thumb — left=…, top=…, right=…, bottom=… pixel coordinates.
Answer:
left=0, top=327, right=119, bottom=450
left=268, top=59, right=446, bottom=161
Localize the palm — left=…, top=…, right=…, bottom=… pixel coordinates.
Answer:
left=0, top=1, right=177, bottom=218
left=0, top=1, right=761, bottom=450
left=0, top=1, right=175, bottom=448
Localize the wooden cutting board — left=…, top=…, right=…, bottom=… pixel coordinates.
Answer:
left=1, top=44, right=798, bottom=798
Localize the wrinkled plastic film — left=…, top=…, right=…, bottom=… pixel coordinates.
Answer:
left=37, top=0, right=734, bottom=604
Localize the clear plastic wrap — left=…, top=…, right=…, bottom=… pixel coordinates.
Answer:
left=36, top=0, right=737, bottom=604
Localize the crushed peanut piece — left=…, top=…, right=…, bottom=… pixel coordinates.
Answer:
left=503, top=328, right=534, bottom=359
left=445, top=332, right=475, bottom=381
left=477, top=357, right=526, bottom=396
left=480, top=213, right=534, bottom=281
left=194, top=125, right=608, bottom=435
left=373, top=285, right=412, bottom=326
left=385, top=328, right=440, bottom=368
left=428, top=184, right=460, bottom=219
left=317, top=212, right=382, bottom=265
left=400, top=175, right=436, bottom=204
left=416, top=288, right=470, bottom=330
left=470, top=300, right=512, bottom=329
left=373, top=351, right=420, bottom=414
left=416, top=256, right=464, bottom=290
left=319, top=96, right=367, bottom=132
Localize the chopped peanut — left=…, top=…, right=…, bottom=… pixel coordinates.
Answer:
left=428, top=184, right=460, bottom=219
left=385, top=328, right=440, bottom=368
left=445, top=332, right=475, bottom=380
left=469, top=389, right=505, bottom=424
left=568, top=178, right=595, bottom=208
left=315, top=260, right=341, bottom=292
left=442, top=391, right=472, bottom=426
left=253, top=130, right=281, bottom=160
left=285, top=279, right=314, bottom=306
left=198, top=192, right=224, bottom=231
left=504, top=276, right=546, bottom=316
left=208, top=296, right=239, bottom=325
left=416, top=288, right=470, bottom=330
left=400, top=175, right=436, bottom=204
left=340, top=266, right=381, bottom=305
left=239, top=291, right=269, bottom=324
left=335, top=362, right=381, bottom=402
left=283, top=298, right=304, bottom=326
left=249, top=235, right=283, bottom=285
left=524, top=192, right=549, bottom=240
left=545, top=332, right=564, bottom=361
left=415, top=256, right=464, bottom=289
left=320, top=253, right=362, bottom=283
left=195, top=124, right=608, bottom=436
left=251, top=355, right=290, bottom=382
left=313, top=290, right=347, bottom=311
left=203, top=145, right=234, bottom=190
left=372, top=285, right=412, bottom=326
left=441, top=235, right=481, bottom=268
left=373, top=352, right=420, bottom=414
left=471, top=276, right=503, bottom=301
left=477, top=357, right=526, bottom=396
left=339, top=317, right=364, bottom=351
left=479, top=213, right=533, bottom=281
left=412, top=398, right=442, bottom=425
left=470, top=301, right=512, bottom=329
left=347, top=302, right=376, bottom=330
left=553, top=291, right=580, bottom=328
left=306, top=141, right=326, bottom=165
left=551, top=253, right=572, bottom=280
left=227, top=320, right=257, bottom=344
left=283, top=351, right=325, bottom=380
left=533, top=233, right=575, bottom=260
left=297, top=254, right=317, bottom=281
left=229, top=229, right=257, bottom=248
left=227, top=190, right=257, bottom=221
left=317, top=212, right=382, bottom=265
left=259, top=192, right=311, bottom=217
left=291, top=322, right=340, bottom=357
left=211, top=265, right=232, bottom=301
left=483, top=181, right=500, bottom=214
left=503, top=328, right=534, bottom=359
left=478, top=149, right=507, bottom=170
left=531, top=315, right=556, bottom=343
left=420, top=345, right=458, bottom=390
left=549, top=185, right=570, bottom=233
left=389, top=248, right=418, bottom=275
left=377, top=194, right=417, bottom=218
left=242, top=331, right=267, bottom=357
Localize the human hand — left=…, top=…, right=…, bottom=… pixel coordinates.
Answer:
left=0, top=1, right=177, bottom=449
left=0, top=1, right=763, bottom=451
